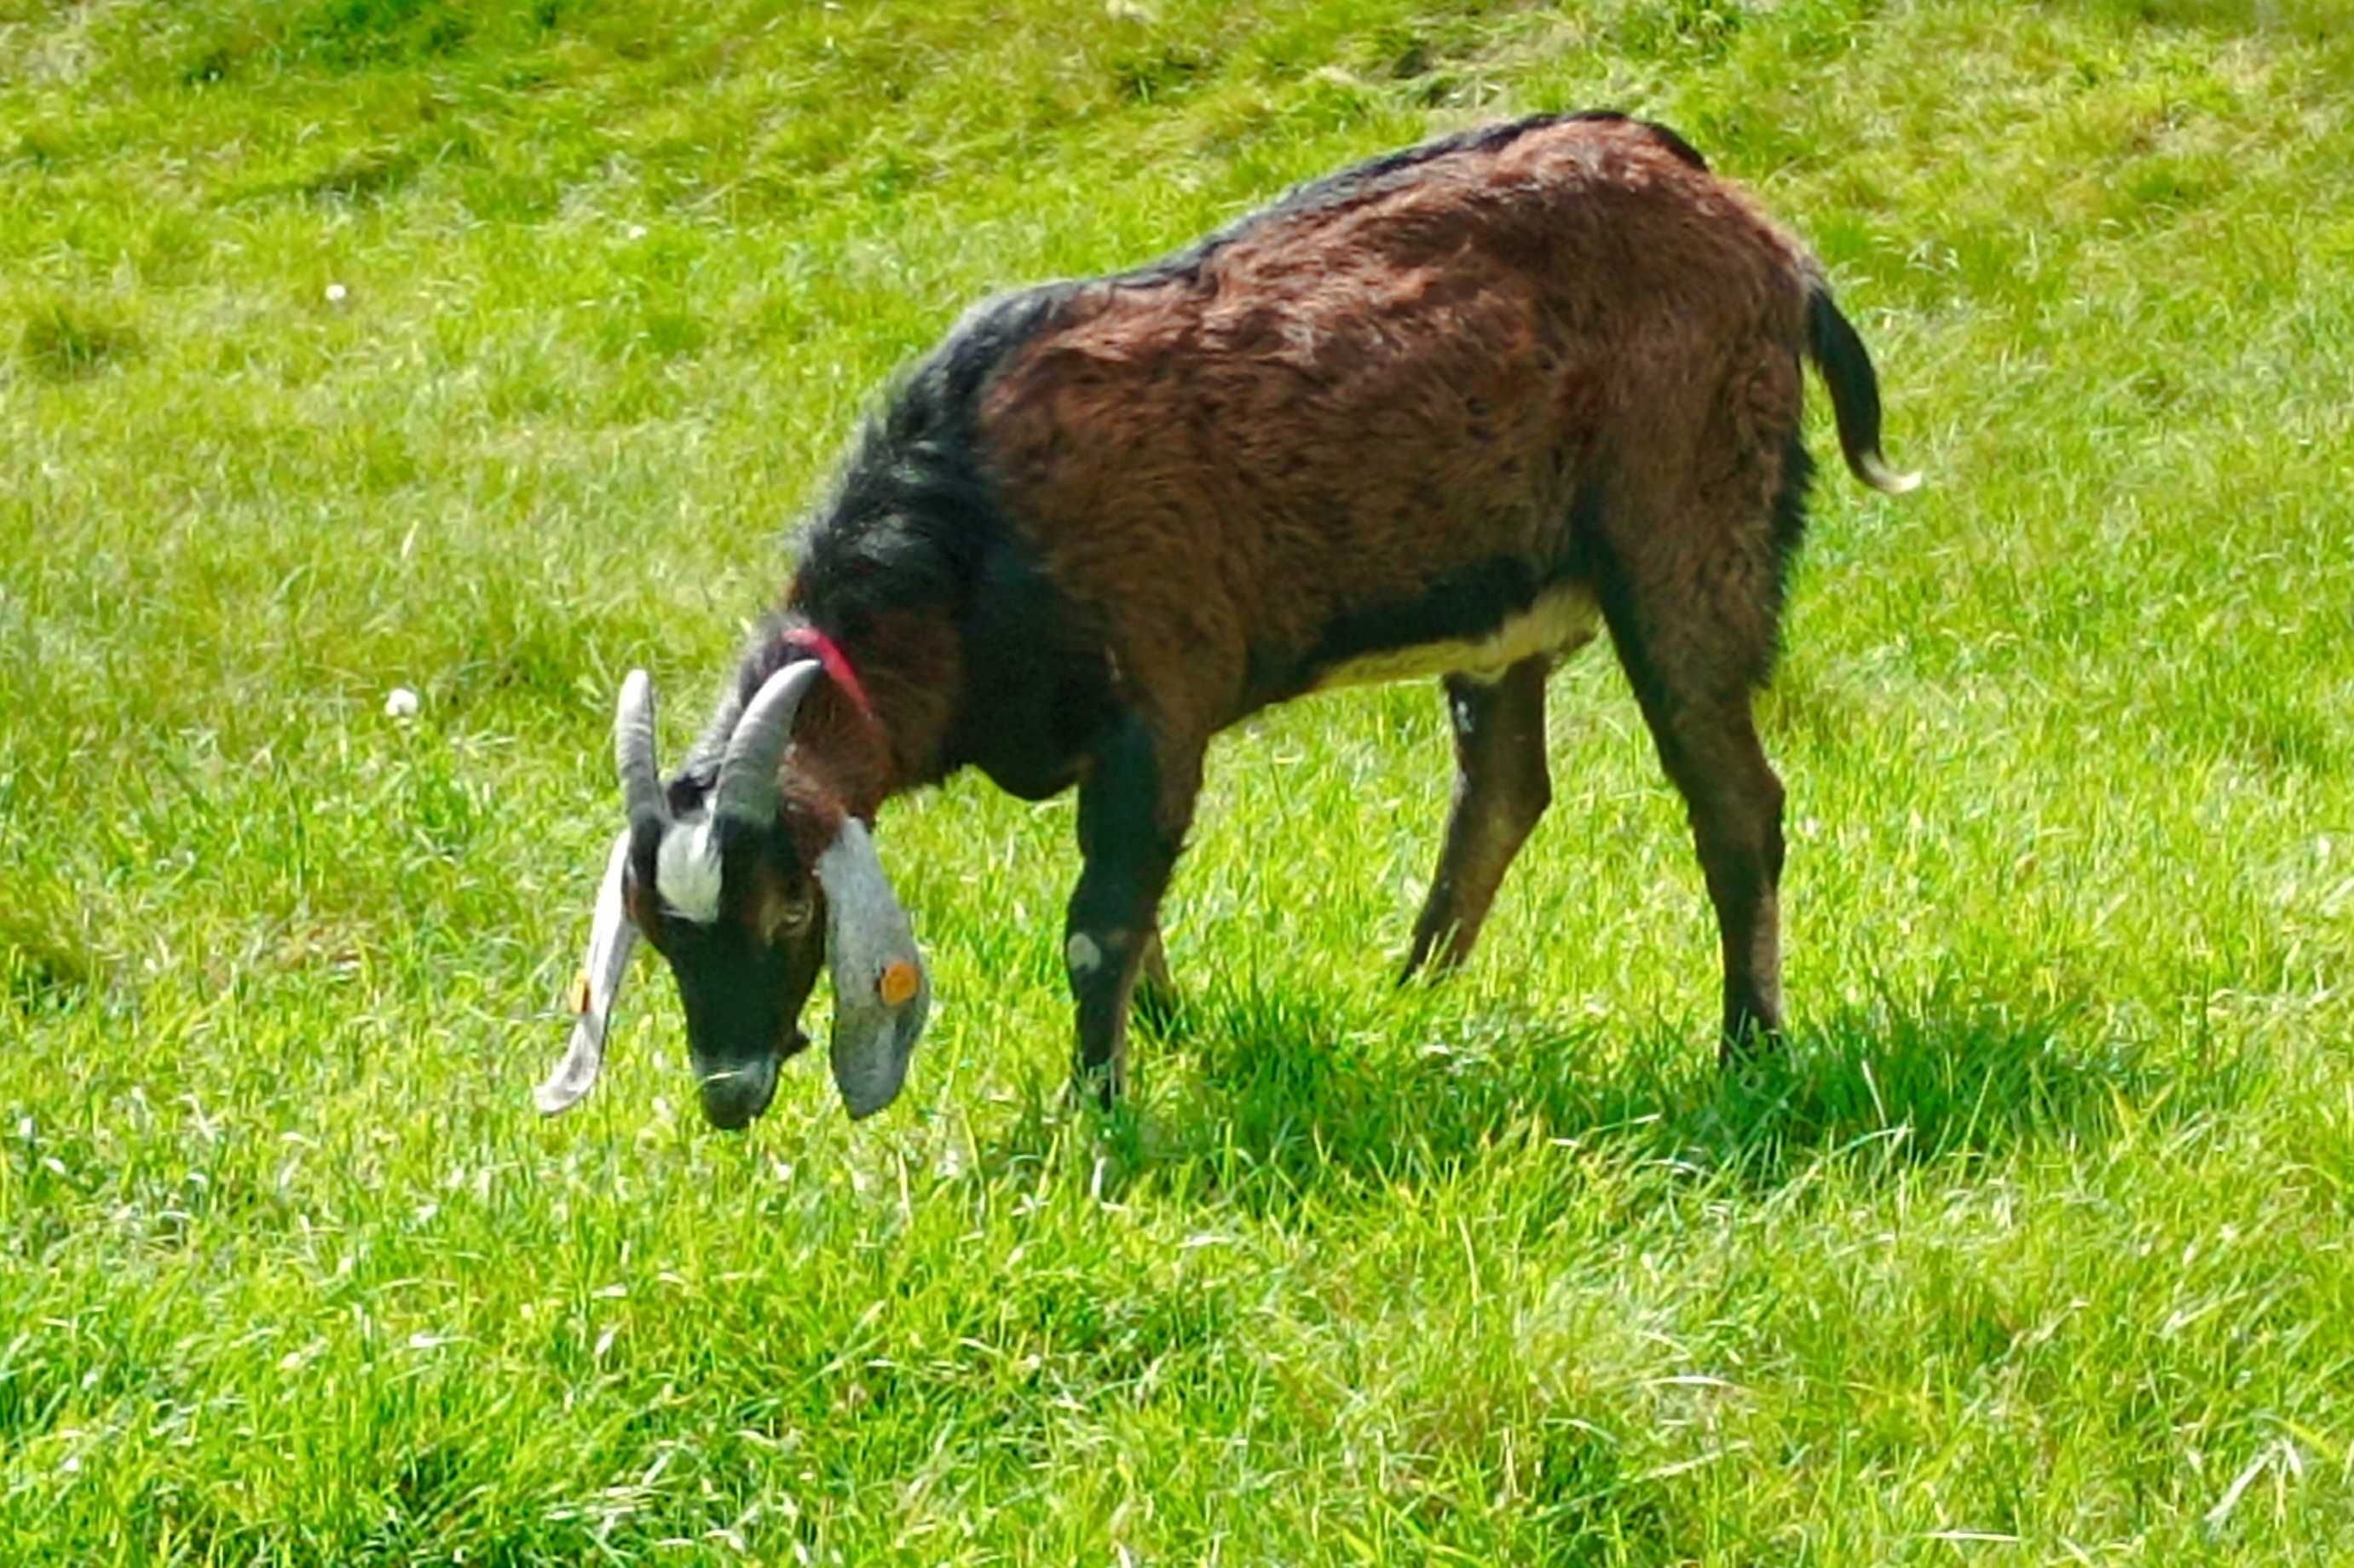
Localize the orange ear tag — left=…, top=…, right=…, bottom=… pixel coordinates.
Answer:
left=568, top=969, right=593, bottom=1015
left=878, top=960, right=920, bottom=1009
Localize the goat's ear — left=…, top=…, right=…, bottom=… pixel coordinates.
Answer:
left=536, top=829, right=638, bottom=1115
left=814, top=819, right=929, bottom=1119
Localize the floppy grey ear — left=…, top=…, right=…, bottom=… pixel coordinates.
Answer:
left=537, top=829, right=637, bottom=1115
left=815, top=819, right=929, bottom=1119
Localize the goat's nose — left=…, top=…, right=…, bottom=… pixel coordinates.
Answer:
left=696, top=1058, right=780, bottom=1130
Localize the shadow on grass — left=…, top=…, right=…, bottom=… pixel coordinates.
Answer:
left=995, top=972, right=2257, bottom=1213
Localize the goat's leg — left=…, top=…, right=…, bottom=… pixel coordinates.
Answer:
left=1401, top=655, right=1555, bottom=980
left=1662, top=696, right=1784, bottom=1064
left=1130, top=922, right=1180, bottom=1030
left=1067, top=713, right=1198, bottom=1104
left=1599, top=568, right=1789, bottom=1063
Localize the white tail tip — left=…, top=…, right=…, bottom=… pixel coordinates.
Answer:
left=1862, top=453, right=1922, bottom=495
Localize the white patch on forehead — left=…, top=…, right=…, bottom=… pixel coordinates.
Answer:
left=655, top=819, right=724, bottom=924
left=1065, top=932, right=1102, bottom=977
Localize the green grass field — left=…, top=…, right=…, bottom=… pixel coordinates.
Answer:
left=4, top=0, right=2351, bottom=1559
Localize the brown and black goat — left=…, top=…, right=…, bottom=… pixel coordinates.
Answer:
left=537, top=112, right=1916, bottom=1129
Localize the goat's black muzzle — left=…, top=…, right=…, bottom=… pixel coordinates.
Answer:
left=692, top=1024, right=812, bottom=1130
left=696, top=1053, right=782, bottom=1130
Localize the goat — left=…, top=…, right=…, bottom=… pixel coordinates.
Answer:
left=537, top=112, right=1916, bottom=1129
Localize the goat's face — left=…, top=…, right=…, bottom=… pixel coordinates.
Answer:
left=625, top=810, right=827, bottom=1129
left=535, top=664, right=931, bottom=1129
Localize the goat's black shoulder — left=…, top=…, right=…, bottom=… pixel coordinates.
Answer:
left=785, top=284, right=1080, bottom=637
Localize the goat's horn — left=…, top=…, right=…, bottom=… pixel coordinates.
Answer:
left=615, top=669, right=666, bottom=829
left=713, top=660, right=822, bottom=826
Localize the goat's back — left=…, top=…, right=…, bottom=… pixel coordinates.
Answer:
left=973, top=113, right=1820, bottom=733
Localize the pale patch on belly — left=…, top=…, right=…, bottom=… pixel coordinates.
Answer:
left=1312, top=581, right=1602, bottom=692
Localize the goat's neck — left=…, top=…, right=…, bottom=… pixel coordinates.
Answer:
left=779, top=609, right=963, bottom=821
left=782, top=687, right=892, bottom=825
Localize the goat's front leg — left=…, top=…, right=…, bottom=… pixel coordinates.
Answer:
left=1402, top=655, right=1554, bottom=980
left=1067, top=714, right=1198, bottom=1104
left=1130, top=923, right=1180, bottom=1029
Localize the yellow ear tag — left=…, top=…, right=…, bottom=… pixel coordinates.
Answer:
left=878, top=960, right=920, bottom=1009
left=568, top=969, right=593, bottom=1015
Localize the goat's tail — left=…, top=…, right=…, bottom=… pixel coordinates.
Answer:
left=1803, top=284, right=1920, bottom=495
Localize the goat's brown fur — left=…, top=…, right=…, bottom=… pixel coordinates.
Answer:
left=981, top=117, right=1816, bottom=775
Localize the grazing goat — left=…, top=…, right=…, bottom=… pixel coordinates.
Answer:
left=538, top=112, right=1916, bottom=1129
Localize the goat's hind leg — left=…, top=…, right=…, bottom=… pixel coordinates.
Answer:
left=1401, top=654, right=1555, bottom=981
left=1596, top=499, right=1797, bottom=1064
left=1647, top=681, right=1786, bottom=1064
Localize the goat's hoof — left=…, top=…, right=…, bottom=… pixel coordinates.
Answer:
left=1717, top=1024, right=1786, bottom=1070
left=1063, top=1067, right=1123, bottom=1115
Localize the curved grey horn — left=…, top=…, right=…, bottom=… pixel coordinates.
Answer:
left=615, top=669, right=666, bottom=828
left=713, top=660, right=822, bottom=826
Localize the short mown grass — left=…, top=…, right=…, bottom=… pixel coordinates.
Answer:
left=3, top=0, right=2351, bottom=1560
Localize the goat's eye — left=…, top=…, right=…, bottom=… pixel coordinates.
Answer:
left=764, top=894, right=814, bottom=941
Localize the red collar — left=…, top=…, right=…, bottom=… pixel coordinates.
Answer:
left=780, top=627, right=876, bottom=727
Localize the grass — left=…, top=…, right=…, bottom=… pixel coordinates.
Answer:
left=3, top=0, right=2351, bottom=1559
